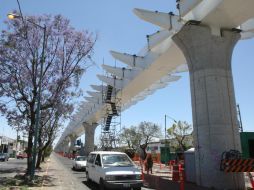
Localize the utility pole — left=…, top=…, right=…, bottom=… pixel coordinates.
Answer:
left=164, top=115, right=177, bottom=146
left=237, top=104, right=243, bottom=132
left=8, top=3, right=47, bottom=179
left=165, top=114, right=167, bottom=145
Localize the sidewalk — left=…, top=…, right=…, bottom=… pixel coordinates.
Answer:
left=141, top=162, right=253, bottom=190
left=30, top=153, right=85, bottom=190
left=32, top=155, right=253, bottom=190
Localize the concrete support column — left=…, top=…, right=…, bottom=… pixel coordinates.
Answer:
left=83, top=122, right=97, bottom=156
left=172, top=24, right=244, bottom=189
left=68, top=134, right=77, bottom=154
left=63, top=140, right=69, bottom=154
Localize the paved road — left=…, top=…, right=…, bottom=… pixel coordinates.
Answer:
left=0, top=158, right=27, bottom=178
left=55, top=154, right=153, bottom=190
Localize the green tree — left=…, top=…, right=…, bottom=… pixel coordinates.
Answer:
left=119, top=126, right=141, bottom=150
left=167, top=121, right=193, bottom=151
left=119, top=121, right=161, bottom=151
left=138, top=121, right=161, bottom=148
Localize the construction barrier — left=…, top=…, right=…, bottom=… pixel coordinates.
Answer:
left=139, top=159, right=144, bottom=180
left=179, top=164, right=185, bottom=190
left=169, top=160, right=176, bottom=170
left=172, top=164, right=180, bottom=181
left=249, top=173, right=254, bottom=189
left=221, top=159, right=254, bottom=172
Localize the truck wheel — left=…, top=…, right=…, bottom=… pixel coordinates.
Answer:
left=86, top=172, right=91, bottom=183
left=99, top=178, right=106, bottom=190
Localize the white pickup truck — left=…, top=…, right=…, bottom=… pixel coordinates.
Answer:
left=86, top=151, right=143, bottom=190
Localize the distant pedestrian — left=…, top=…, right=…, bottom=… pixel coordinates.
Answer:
left=138, top=144, right=147, bottom=161
left=145, top=154, right=153, bottom=174
left=138, top=144, right=147, bottom=175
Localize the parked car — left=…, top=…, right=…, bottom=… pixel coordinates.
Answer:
left=72, top=156, right=87, bottom=171
left=16, top=153, right=27, bottom=159
left=0, top=153, right=9, bottom=161
left=86, top=151, right=143, bottom=190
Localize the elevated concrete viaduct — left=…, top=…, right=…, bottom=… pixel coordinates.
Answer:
left=56, top=1, right=254, bottom=189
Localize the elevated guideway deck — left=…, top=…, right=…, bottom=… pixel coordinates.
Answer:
left=56, top=0, right=254, bottom=147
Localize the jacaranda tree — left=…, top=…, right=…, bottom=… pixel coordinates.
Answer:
left=0, top=13, right=96, bottom=175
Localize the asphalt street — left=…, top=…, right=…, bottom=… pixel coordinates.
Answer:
left=0, top=158, right=27, bottom=178
left=55, top=154, right=153, bottom=190
left=0, top=154, right=154, bottom=189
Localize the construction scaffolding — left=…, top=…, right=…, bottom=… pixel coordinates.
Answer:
left=100, top=76, right=122, bottom=150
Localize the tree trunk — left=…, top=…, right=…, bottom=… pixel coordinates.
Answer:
left=26, top=108, right=36, bottom=176
left=26, top=129, right=33, bottom=176
left=42, top=150, right=45, bottom=162
left=38, top=139, right=51, bottom=166
left=36, top=128, right=43, bottom=169
left=36, top=148, right=43, bottom=169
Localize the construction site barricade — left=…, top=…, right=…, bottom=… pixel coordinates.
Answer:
left=168, top=160, right=176, bottom=170
left=179, top=163, right=185, bottom=190
left=221, top=159, right=254, bottom=172
left=248, top=172, right=254, bottom=189
left=172, top=164, right=180, bottom=181
left=179, top=164, right=185, bottom=181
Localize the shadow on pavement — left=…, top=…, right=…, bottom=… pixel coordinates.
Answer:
left=0, top=168, right=26, bottom=174
left=82, top=180, right=99, bottom=190
left=144, top=174, right=212, bottom=190
left=0, top=174, right=58, bottom=189
left=41, top=174, right=58, bottom=187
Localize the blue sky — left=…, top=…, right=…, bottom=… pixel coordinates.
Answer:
left=0, top=1, right=253, bottom=144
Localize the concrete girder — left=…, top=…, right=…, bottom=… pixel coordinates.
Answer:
left=73, top=125, right=85, bottom=136
left=132, top=96, right=146, bottom=102
left=110, top=51, right=146, bottom=69
left=178, top=0, right=202, bottom=17
left=76, top=107, right=88, bottom=114
left=159, top=74, right=181, bottom=83
left=71, top=113, right=83, bottom=122
left=101, top=65, right=139, bottom=80
left=111, top=50, right=160, bottom=70
left=97, top=75, right=127, bottom=89
left=134, top=1, right=254, bottom=37
left=183, top=0, right=254, bottom=30
left=121, top=74, right=181, bottom=112
left=139, top=30, right=172, bottom=55
left=81, top=102, right=95, bottom=111
left=90, top=84, right=107, bottom=92
left=174, top=64, right=188, bottom=73
left=86, top=91, right=102, bottom=98
left=73, top=112, right=83, bottom=119
left=241, top=18, right=254, bottom=39
left=133, top=8, right=183, bottom=31
left=84, top=96, right=102, bottom=104
left=77, top=106, right=85, bottom=112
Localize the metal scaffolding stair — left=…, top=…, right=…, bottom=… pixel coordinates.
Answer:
left=105, top=85, right=113, bottom=103
left=101, top=80, right=121, bottom=149
left=105, top=114, right=113, bottom=131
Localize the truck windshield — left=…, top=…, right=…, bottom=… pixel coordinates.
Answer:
left=76, top=156, right=87, bottom=161
left=102, top=154, right=134, bottom=167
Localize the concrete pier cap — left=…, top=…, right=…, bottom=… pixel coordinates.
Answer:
left=172, top=23, right=244, bottom=189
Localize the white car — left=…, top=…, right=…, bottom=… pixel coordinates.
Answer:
left=86, top=151, right=143, bottom=190
left=72, top=156, right=87, bottom=171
